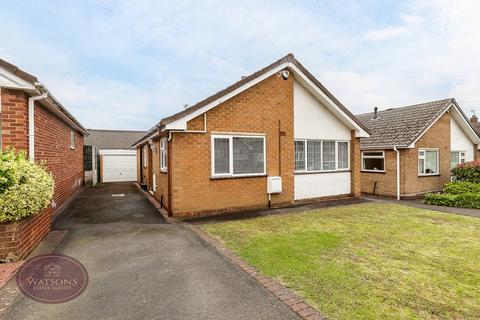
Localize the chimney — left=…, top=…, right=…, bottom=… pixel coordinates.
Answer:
left=373, top=107, right=378, bottom=119
left=471, top=114, right=478, bottom=124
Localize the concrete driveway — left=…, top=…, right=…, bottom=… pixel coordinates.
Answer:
left=5, top=183, right=299, bottom=320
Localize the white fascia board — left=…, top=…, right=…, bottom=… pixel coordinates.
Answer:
left=164, top=63, right=289, bottom=131
left=289, top=64, right=369, bottom=138
left=0, top=67, right=36, bottom=92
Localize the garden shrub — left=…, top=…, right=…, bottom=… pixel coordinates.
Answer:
left=424, top=193, right=457, bottom=207
left=0, top=150, right=54, bottom=223
left=451, top=160, right=480, bottom=183
left=443, top=181, right=480, bottom=195
left=425, top=193, right=480, bottom=209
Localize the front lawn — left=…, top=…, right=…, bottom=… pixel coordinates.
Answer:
left=202, top=203, right=480, bottom=319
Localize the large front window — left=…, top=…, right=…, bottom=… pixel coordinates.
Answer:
left=419, top=149, right=439, bottom=176
left=212, top=135, right=266, bottom=177
left=294, top=140, right=350, bottom=172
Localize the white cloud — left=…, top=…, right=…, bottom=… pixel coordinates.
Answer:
left=365, top=26, right=409, bottom=41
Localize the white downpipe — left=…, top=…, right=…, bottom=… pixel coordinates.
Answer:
left=167, top=113, right=207, bottom=141
left=393, top=146, right=400, bottom=200
left=28, top=93, right=48, bottom=162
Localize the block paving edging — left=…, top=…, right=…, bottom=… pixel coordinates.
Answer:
left=135, top=182, right=327, bottom=319
left=184, top=223, right=327, bottom=320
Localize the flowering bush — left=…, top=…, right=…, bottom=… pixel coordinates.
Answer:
left=451, top=160, right=480, bottom=183
left=0, top=150, right=54, bottom=223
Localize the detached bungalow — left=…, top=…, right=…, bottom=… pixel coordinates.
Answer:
left=133, top=54, right=369, bottom=218
left=0, top=59, right=88, bottom=259
left=356, top=98, right=480, bottom=199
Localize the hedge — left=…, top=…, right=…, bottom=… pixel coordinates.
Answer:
left=425, top=193, right=480, bottom=209
left=0, top=150, right=54, bottom=223
left=443, top=181, right=480, bottom=195
left=451, top=160, right=480, bottom=183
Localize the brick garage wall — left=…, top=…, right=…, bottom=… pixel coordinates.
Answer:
left=360, top=149, right=398, bottom=197
left=0, top=89, right=84, bottom=259
left=402, top=112, right=451, bottom=196
left=1, top=89, right=29, bottom=151
left=150, top=137, right=170, bottom=211
left=169, top=74, right=294, bottom=217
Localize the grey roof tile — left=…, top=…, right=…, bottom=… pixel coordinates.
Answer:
left=85, top=129, right=147, bottom=149
left=356, top=98, right=454, bottom=149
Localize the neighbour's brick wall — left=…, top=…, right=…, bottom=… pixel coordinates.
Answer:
left=0, top=89, right=29, bottom=151
left=0, top=89, right=84, bottom=259
left=361, top=112, right=451, bottom=198
left=360, top=149, right=398, bottom=197
left=402, top=112, right=451, bottom=196
left=170, top=74, right=295, bottom=217
left=151, top=137, right=170, bottom=211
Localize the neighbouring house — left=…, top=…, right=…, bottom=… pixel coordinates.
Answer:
left=470, top=114, right=480, bottom=135
left=0, top=59, right=88, bottom=260
left=133, top=54, right=369, bottom=218
left=84, top=129, right=146, bottom=184
left=356, top=98, right=480, bottom=199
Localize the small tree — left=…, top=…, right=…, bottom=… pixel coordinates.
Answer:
left=451, top=160, right=480, bottom=183
left=0, top=150, right=54, bottom=223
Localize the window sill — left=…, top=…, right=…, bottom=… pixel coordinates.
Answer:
left=294, top=170, right=350, bottom=175
left=361, top=170, right=386, bottom=174
left=418, top=174, right=440, bottom=177
left=210, top=174, right=267, bottom=180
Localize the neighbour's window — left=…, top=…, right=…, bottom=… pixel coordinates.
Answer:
left=450, top=151, right=466, bottom=169
left=212, top=135, right=265, bottom=177
left=362, top=151, right=385, bottom=172
left=295, top=140, right=350, bottom=172
left=418, top=149, right=439, bottom=175
left=70, top=131, right=75, bottom=149
left=143, top=146, right=148, bottom=168
left=160, top=139, right=168, bottom=172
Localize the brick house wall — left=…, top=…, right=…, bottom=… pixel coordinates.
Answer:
left=361, top=112, right=452, bottom=198
left=169, top=74, right=294, bottom=217
left=0, top=89, right=84, bottom=260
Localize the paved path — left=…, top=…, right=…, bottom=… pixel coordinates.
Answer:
left=4, top=183, right=298, bottom=320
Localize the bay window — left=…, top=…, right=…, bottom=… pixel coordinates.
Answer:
left=362, top=151, right=385, bottom=172
left=212, top=135, right=266, bottom=177
left=295, top=140, right=350, bottom=172
left=418, top=149, right=439, bottom=176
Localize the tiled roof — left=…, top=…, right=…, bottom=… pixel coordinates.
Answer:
left=133, top=53, right=369, bottom=146
left=356, top=98, right=454, bottom=149
left=85, top=129, right=147, bottom=149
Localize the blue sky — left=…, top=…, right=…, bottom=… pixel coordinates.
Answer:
left=1, top=0, right=479, bottom=130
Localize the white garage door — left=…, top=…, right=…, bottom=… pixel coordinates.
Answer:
left=102, top=154, right=137, bottom=182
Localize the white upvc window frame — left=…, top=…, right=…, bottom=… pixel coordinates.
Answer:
left=70, top=131, right=75, bottom=149
left=160, top=138, right=167, bottom=172
left=451, top=150, right=466, bottom=169
left=211, top=133, right=266, bottom=178
left=143, top=146, right=148, bottom=168
left=418, top=148, right=439, bottom=176
left=361, top=151, right=385, bottom=173
left=294, top=139, right=350, bottom=173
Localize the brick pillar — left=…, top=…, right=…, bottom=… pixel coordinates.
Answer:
left=474, top=145, right=479, bottom=161
left=350, top=130, right=361, bottom=197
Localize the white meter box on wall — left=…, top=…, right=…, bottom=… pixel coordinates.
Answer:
left=267, top=176, right=282, bottom=194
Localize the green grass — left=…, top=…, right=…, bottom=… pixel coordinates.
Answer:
left=202, top=203, right=480, bottom=320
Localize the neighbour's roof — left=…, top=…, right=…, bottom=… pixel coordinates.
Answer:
left=356, top=98, right=455, bottom=149
left=133, top=53, right=369, bottom=146
left=85, top=129, right=147, bottom=149
left=471, top=116, right=480, bottom=134
left=0, top=58, right=88, bottom=135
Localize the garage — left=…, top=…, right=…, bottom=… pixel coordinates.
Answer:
left=101, top=150, right=137, bottom=182
left=84, top=129, right=147, bottom=184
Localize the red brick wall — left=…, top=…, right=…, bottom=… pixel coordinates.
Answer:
left=1, top=89, right=29, bottom=151
left=0, top=89, right=84, bottom=259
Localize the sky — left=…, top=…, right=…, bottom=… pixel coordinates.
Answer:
left=1, top=0, right=480, bottom=130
